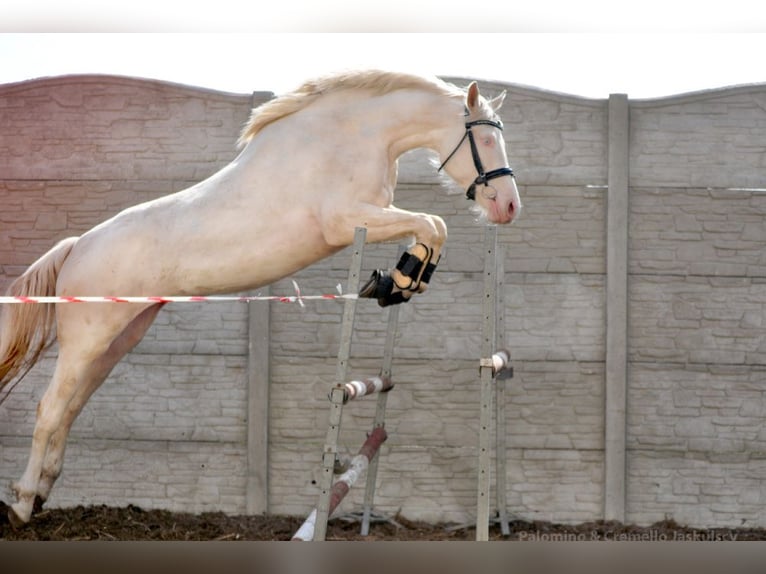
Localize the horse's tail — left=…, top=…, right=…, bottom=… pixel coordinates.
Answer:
left=0, top=237, right=78, bottom=399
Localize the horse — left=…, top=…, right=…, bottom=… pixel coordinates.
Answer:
left=0, top=69, right=521, bottom=525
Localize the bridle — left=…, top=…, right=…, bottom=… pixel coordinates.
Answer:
left=437, top=110, right=514, bottom=201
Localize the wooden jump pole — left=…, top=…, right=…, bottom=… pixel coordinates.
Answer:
left=340, top=375, right=394, bottom=404
left=292, top=426, right=388, bottom=541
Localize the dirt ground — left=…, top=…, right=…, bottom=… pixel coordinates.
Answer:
left=2, top=501, right=765, bottom=541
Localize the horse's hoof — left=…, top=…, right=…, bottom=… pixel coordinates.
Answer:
left=33, top=495, right=45, bottom=515
left=359, top=270, right=411, bottom=307
left=359, top=269, right=392, bottom=299
left=0, top=500, right=9, bottom=526
left=7, top=506, right=28, bottom=530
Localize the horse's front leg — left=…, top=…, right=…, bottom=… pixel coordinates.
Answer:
left=322, top=204, right=447, bottom=306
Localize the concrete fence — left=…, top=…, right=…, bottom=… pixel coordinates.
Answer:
left=0, top=74, right=765, bottom=529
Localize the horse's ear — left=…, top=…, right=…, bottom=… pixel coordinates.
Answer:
left=466, top=81, right=480, bottom=111
left=489, top=91, right=506, bottom=112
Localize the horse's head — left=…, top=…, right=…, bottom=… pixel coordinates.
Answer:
left=438, top=82, right=522, bottom=224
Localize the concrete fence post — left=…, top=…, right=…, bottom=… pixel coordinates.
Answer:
left=604, top=93, right=630, bottom=522
left=246, top=285, right=271, bottom=515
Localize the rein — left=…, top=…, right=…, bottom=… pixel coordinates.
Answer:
left=437, top=112, right=514, bottom=201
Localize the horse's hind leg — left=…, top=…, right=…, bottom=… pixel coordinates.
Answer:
left=33, top=357, right=116, bottom=510
left=9, top=350, right=88, bottom=525
left=9, top=303, right=164, bottom=525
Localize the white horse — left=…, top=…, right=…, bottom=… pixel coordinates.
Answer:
left=0, top=70, right=521, bottom=525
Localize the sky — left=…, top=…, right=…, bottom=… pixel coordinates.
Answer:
left=1, top=3, right=766, bottom=100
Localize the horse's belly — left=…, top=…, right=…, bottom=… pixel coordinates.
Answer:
left=59, top=209, right=336, bottom=297
left=171, top=234, right=338, bottom=294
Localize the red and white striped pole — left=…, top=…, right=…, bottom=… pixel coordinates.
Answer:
left=292, top=426, right=388, bottom=541
left=0, top=282, right=357, bottom=306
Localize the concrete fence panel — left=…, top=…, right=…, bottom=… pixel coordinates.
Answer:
left=1, top=75, right=765, bottom=528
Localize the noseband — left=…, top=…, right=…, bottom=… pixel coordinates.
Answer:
left=437, top=112, right=514, bottom=201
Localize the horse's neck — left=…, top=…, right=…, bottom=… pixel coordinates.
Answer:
left=369, top=90, right=464, bottom=160
left=229, top=89, right=462, bottom=192
left=278, top=88, right=462, bottom=161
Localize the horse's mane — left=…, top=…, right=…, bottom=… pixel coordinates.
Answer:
left=238, top=70, right=464, bottom=146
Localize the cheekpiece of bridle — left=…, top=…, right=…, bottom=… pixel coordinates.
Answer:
left=437, top=108, right=514, bottom=201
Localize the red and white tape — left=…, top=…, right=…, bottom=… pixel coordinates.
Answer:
left=0, top=281, right=357, bottom=307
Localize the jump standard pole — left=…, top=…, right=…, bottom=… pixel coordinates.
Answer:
left=475, top=225, right=514, bottom=541
left=312, top=227, right=368, bottom=541
left=302, top=228, right=401, bottom=541
left=360, top=251, right=402, bottom=535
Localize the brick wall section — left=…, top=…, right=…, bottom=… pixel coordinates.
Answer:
left=1, top=75, right=765, bottom=528
left=626, top=88, right=766, bottom=528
